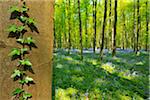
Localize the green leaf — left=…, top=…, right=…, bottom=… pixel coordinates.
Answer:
left=23, top=92, right=32, bottom=99
left=7, top=24, right=18, bottom=33
left=11, top=69, right=22, bottom=78
left=27, top=18, right=36, bottom=24
left=19, top=59, right=32, bottom=66
left=20, top=16, right=28, bottom=22
left=17, top=26, right=25, bottom=32
left=12, top=88, right=24, bottom=96
left=17, top=38, right=25, bottom=44
left=21, top=48, right=28, bottom=54
left=9, top=48, right=20, bottom=56
left=25, top=37, right=35, bottom=45
left=24, top=76, right=34, bottom=83
left=19, top=79, right=26, bottom=84
left=21, top=6, right=29, bottom=12
left=9, top=6, right=20, bottom=13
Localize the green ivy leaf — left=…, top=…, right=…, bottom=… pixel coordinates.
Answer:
left=19, top=59, right=32, bottom=66
left=20, top=16, right=28, bottom=22
left=17, top=26, right=25, bottom=32
left=12, top=88, right=24, bottom=96
left=21, top=48, right=28, bottom=54
left=11, top=69, right=22, bottom=78
left=9, top=6, right=20, bottom=13
left=7, top=24, right=18, bottom=33
left=27, top=18, right=36, bottom=24
left=17, top=38, right=25, bottom=44
left=9, top=48, right=20, bottom=56
left=19, top=79, right=26, bottom=84
left=23, top=92, right=32, bottom=99
left=25, top=37, right=35, bottom=45
left=21, top=6, right=29, bottom=13
left=25, top=76, right=34, bottom=83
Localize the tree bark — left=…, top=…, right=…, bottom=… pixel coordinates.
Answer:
left=100, top=0, right=107, bottom=60
left=93, top=0, right=97, bottom=53
left=67, top=0, right=71, bottom=54
left=78, top=0, right=83, bottom=60
left=145, top=0, right=149, bottom=51
left=136, top=0, right=140, bottom=54
left=85, top=0, right=88, bottom=49
left=112, top=0, right=117, bottom=57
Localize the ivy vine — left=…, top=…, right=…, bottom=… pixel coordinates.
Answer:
left=7, top=0, right=39, bottom=99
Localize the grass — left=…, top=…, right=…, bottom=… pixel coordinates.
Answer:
left=52, top=50, right=149, bottom=100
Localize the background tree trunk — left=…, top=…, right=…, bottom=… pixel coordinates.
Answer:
left=136, top=0, right=140, bottom=54
left=100, top=0, right=107, bottom=60
left=112, top=0, right=117, bottom=57
left=145, top=0, right=149, bottom=51
left=78, top=0, right=83, bottom=60
left=93, top=0, right=97, bottom=53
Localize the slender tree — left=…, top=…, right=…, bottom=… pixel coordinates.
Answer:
left=108, top=0, right=112, bottom=50
left=78, top=0, right=83, bottom=60
left=132, top=0, right=136, bottom=51
left=100, top=0, right=108, bottom=60
left=112, top=0, right=117, bottom=57
left=67, top=0, right=71, bottom=54
left=85, top=0, right=88, bottom=49
left=145, top=0, right=149, bottom=51
left=136, top=0, right=140, bottom=54
left=93, top=0, right=97, bottom=53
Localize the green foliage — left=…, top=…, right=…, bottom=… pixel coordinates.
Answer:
left=7, top=0, right=38, bottom=99
left=9, top=6, right=20, bottom=13
left=53, top=50, right=149, bottom=99
left=19, top=59, right=32, bottom=66
left=12, top=88, right=24, bottom=96
left=11, top=69, right=22, bottom=79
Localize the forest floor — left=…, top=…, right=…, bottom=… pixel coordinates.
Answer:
left=52, top=49, right=149, bottom=100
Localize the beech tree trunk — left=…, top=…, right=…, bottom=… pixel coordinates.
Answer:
left=145, top=0, right=149, bottom=51
left=136, top=0, right=140, bottom=54
left=112, top=0, right=117, bottom=57
left=78, top=0, right=83, bottom=60
left=100, top=0, right=107, bottom=60
left=67, top=0, right=71, bottom=54
left=93, top=0, right=97, bottom=53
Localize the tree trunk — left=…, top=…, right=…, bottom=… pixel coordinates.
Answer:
left=85, top=0, right=88, bottom=49
left=136, top=0, right=140, bottom=54
left=132, top=0, right=136, bottom=51
left=112, top=0, right=117, bottom=57
left=67, top=0, right=71, bottom=54
left=93, top=0, right=97, bottom=53
left=145, top=0, right=149, bottom=51
left=100, top=0, right=107, bottom=60
left=78, top=0, right=83, bottom=60
left=108, top=0, right=112, bottom=50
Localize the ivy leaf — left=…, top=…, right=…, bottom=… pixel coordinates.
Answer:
left=25, top=37, right=35, bottom=45
left=11, top=69, right=22, bottom=78
left=20, top=16, right=28, bottom=22
left=17, top=38, right=25, bottom=44
left=9, top=48, right=20, bottom=56
left=23, top=92, right=32, bottom=99
left=21, top=6, right=29, bottom=13
left=12, top=88, right=24, bottom=96
left=19, top=79, right=26, bottom=84
left=19, top=59, right=32, bottom=66
left=21, top=48, right=28, bottom=54
left=17, top=26, right=25, bottom=32
left=25, top=76, right=34, bottom=83
left=27, top=18, right=36, bottom=24
left=9, top=6, right=20, bottom=13
left=7, top=24, right=18, bottom=33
